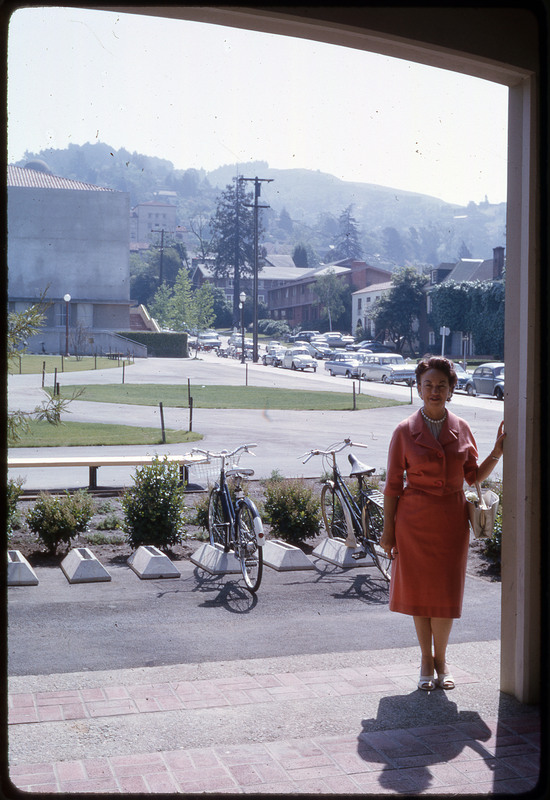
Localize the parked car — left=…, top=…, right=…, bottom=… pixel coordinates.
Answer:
left=306, top=341, right=335, bottom=360
left=197, top=331, right=222, bottom=350
left=464, top=362, right=505, bottom=399
left=317, top=332, right=355, bottom=348
left=287, top=330, right=320, bottom=343
left=452, top=362, right=471, bottom=391
left=348, top=340, right=396, bottom=353
left=262, top=346, right=286, bottom=367
left=359, top=353, right=416, bottom=385
left=324, top=351, right=372, bottom=378
left=281, top=347, right=317, bottom=372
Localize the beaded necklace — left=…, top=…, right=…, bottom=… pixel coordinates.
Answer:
left=420, top=407, right=447, bottom=441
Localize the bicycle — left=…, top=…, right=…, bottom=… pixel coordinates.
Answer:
left=191, top=443, right=264, bottom=593
left=301, top=438, right=391, bottom=582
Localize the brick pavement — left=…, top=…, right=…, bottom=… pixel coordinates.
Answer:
left=7, top=660, right=541, bottom=795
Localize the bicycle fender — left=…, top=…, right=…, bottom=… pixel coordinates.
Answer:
left=243, top=498, right=265, bottom=547
left=253, top=514, right=265, bottom=547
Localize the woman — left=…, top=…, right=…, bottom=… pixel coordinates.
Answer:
left=380, top=356, right=505, bottom=691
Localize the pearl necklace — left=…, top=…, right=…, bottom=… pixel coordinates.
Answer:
left=420, top=408, right=447, bottom=425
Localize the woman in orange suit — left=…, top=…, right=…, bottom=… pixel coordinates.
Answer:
left=381, top=356, right=505, bottom=691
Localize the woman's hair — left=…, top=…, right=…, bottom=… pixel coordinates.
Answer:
left=415, top=356, right=458, bottom=397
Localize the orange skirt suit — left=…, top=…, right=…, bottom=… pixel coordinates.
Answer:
left=384, top=409, right=478, bottom=618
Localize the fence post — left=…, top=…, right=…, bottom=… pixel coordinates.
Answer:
left=42, top=361, right=46, bottom=387
left=159, top=402, right=166, bottom=443
left=187, top=378, right=191, bottom=406
left=122, top=362, right=125, bottom=384
left=54, top=367, right=58, bottom=392
left=353, top=382, right=356, bottom=410
left=189, top=397, right=193, bottom=432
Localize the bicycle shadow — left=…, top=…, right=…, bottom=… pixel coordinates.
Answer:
left=308, top=559, right=389, bottom=604
left=191, top=566, right=258, bottom=613
left=357, top=692, right=494, bottom=794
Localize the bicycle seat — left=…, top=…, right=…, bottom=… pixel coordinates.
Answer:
left=226, top=467, right=255, bottom=477
left=348, top=453, right=376, bottom=477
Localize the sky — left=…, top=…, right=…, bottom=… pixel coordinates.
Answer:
left=7, top=5, right=509, bottom=207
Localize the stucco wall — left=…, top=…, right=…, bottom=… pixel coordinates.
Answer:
left=8, top=186, right=130, bottom=303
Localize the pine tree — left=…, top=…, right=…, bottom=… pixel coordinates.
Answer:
left=330, top=205, right=363, bottom=261
left=210, top=180, right=257, bottom=324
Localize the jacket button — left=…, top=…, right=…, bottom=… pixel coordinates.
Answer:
left=437, top=452, right=443, bottom=458
left=435, top=480, right=443, bottom=487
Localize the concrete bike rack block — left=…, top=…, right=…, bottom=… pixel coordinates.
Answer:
left=263, top=539, right=314, bottom=571
left=190, top=543, right=241, bottom=575
left=7, top=550, right=39, bottom=586
left=312, top=537, right=374, bottom=569
left=127, top=546, right=181, bottom=579
left=61, top=547, right=112, bottom=583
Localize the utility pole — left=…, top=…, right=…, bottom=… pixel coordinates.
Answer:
left=151, top=228, right=165, bottom=286
left=241, top=176, right=273, bottom=363
left=232, top=176, right=241, bottom=327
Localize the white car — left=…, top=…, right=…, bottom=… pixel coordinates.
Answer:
left=359, top=353, right=416, bottom=384
left=282, top=347, right=317, bottom=372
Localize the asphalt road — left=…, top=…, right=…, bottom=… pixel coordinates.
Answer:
left=8, top=351, right=505, bottom=489
left=7, top=555, right=501, bottom=677
left=7, top=353, right=504, bottom=677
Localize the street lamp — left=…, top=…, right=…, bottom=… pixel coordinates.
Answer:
left=239, top=291, right=246, bottom=364
left=63, top=294, right=71, bottom=357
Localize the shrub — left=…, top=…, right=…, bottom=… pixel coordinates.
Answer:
left=191, top=492, right=210, bottom=531
left=121, top=456, right=188, bottom=550
left=262, top=477, right=321, bottom=545
left=96, top=513, right=122, bottom=530
left=26, top=490, right=94, bottom=553
left=480, top=479, right=502, bottom=568
left=7, top=477, right=24, bottom=537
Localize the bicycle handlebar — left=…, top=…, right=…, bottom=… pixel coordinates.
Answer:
left=191, top=443, right=257, bottom=460
left=301, top=438, right=368, bottom=464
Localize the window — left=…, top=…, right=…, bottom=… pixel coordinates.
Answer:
left=357, top=298, right=362, bottom=311
left=427, top=295, right=432, bottom=314
left=429, top=331, right=436, bottom=346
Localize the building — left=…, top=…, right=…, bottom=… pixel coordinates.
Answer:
left=420, top=246, right=505, bottom=357
left=8, top=162, right=135, bottom=355
left=268, top=259, right=393, bottom=329
left=129, top=200, right=184, bottom=245
left=190, top=255, right=307, bottom=306
left=351, top=280, right=393, bottom=338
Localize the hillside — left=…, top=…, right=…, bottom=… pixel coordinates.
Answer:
left=15, top=143, right=506, bottom=267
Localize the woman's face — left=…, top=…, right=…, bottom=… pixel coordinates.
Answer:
left=418, top=368, right=450, bottom=417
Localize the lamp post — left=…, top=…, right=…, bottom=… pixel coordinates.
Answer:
left=239, top=291, right=246, bottom=364
left=63, top=294, right=71, bottom=357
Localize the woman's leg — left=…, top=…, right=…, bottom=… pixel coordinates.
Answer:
left=413, top=616, right=435, bottom=676
left=431, top=617, right=454, bottom=676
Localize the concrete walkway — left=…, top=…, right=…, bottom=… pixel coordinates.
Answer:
left=7, top=641, right=541, bottom=795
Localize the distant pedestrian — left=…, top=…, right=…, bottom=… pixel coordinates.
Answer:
left=380, top=356, right=505, bottom=691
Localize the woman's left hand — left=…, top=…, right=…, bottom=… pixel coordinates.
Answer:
left=493, top=421, right=506, bottom=457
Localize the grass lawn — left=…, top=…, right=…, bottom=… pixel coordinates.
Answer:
left=8, top=354, right=131, bottom=375
left=11, top=420, right=203, bottom=448
left=50, top=383, right=405, bottom=411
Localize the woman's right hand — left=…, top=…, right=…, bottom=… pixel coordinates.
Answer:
left=380, top=529, right=397, bottom=560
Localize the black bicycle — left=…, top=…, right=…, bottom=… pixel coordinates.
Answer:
left=191, top=443, right=264, bottom=593
left=302, top=438, right=391, bottom=582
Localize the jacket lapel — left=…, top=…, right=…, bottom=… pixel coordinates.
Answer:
left=410, top=409, right=459, bottom=451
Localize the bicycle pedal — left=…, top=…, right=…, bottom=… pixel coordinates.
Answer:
left=351, top=550, right=367, bottom=560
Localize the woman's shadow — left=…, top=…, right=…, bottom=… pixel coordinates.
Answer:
left=358, top=691, right=495, bottom=794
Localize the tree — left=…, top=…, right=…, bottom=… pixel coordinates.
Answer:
left=382, top=226, right=406, bottom=265
left=312, top=268, right=345, bottom=331
left=292, top=243, right=309, bottom=268
left=429, top=279, right=505, bottom=358
left=189, top=212, right=215, bottom=262
left=210, top=180, right=257, bottom=324
left=7, top=294, right=83, bottom=443
left=371, top=267, right=428, bottom=354
left=329, top=205, right=363, bottom=261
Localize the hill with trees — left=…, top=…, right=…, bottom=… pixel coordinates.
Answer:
left=15, top=142, right=506, bottom=269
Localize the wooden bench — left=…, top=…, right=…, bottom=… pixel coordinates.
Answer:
left=8, top=453, right=207, bottom=491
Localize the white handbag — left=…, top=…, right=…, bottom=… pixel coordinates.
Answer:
left=465, top=482, right=500, bottom=539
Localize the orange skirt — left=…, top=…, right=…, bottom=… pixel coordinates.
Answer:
left=389, top=488, right=470, bottom=618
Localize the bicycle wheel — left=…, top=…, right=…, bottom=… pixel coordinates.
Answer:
left=236, top=502, right=263, bottom=593
left=208, top=488, right=227, bottom=549
left=361, top=498, right=391, bottom=581
left=320, top=483, right=348, bottom=539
